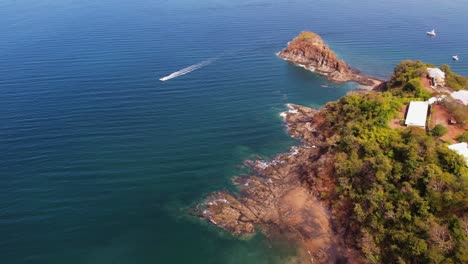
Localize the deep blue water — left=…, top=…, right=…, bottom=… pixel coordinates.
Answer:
left=1, top=0, right=467, bottom=263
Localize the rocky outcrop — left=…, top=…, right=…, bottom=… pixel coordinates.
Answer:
left=195, top=104, right=366, bottom=263
left=193, top=33, right=385, bottom=262
left=278, top=31, right=381, bottom=87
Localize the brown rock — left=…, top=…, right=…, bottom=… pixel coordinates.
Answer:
left=196, top=103, right=367, bottom=263
left=278, top=31, right=381, bottom=87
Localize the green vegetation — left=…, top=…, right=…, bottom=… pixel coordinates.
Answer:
left=432, top=124, right=448, bottom=137
left=386, top=60, right=432, bottom=100
left=440, top=64, right=468, bottom=91
left=386, top=60, right=467, bottom=92
left=456, top=132, right=468, bottom=142
left=388, top=60, right=429, bottom=88
left=296, top=31, right=318, bottom=41
left=321, top=61, right=468, bottom=263
left=404, top=78, right=432, bottom=100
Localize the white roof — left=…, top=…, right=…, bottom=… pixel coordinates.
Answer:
left=448, top=142, right=468, bottom=165
left=427, top=68, right=446, bottom=79
left=451, top=90, right=468, bottom=105
left=405, top=101, right=429, bottom=127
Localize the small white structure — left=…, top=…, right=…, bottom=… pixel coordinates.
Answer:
left=448, top=142, right=468, bottom=166
left=405, top=101, right=429, bottom=128
left=450, top=90, right=468, bottom=105
left=427, top=68, right=446, bottom=87
left=427, top=95, right=446, bottom=105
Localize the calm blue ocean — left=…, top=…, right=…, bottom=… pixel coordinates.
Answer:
left=1, top=0, right=467, bottom=263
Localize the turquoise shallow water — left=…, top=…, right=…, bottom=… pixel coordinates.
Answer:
left=1, top=0, right=467, bottom=263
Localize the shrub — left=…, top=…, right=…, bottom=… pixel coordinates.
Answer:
left=403, top=78, right=431, bottom=100
left=432, top=124, right=448, bottom=136
left=404, top=78, right=423, bottom=92
left=440, top=64, right=468, bottom=91
left=297, top=31, right=318, bottom=41
left=388, top=61, right=428, bottom=88
left=387, top=61, right=433, bottom=99
left=456, top=132, right=468, bottom=142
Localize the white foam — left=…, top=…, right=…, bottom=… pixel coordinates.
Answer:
left=214, top=198, right=228, bottom=203
left=286, top=104, right=299, bottom=113
left=159, top=58, right=217, bottom=81
left=203, top=210, right=212, bottom=216
left=281, top=104, right=298, bottom=116
left=289, top=146, right=300, bottom=157
left=256, top=161, right=270, bottom=170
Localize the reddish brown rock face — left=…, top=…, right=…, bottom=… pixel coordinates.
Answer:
left=278, top=32, right=350, bottom=82
left=278, top=31, right=380, bottom=87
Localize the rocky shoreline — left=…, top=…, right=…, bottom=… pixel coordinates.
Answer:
left=195, top=32, right=387, bottom=263
left=277, top=31, right=383, bottom=89
left=195, top=104, right=366, bottom=263
left=193, top=33, right=468, bottom=263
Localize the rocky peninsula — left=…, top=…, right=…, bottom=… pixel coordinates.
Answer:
left=195, top=33, right=468, bottom=264
left=278, top=31, right=381, bottom=88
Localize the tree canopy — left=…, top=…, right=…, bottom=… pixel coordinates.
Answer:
left=440, top=64, right=468, bottom=91
left=321, top=61, right=468, bottom=263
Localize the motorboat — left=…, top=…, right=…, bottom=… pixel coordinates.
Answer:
left=426, top=29, right=436, bottom=37
left=452, top=55, right=459, bottom=61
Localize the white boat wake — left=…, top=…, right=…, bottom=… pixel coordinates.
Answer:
left=159, top=58, right=217, bottom=81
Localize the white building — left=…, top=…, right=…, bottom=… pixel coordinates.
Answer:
left=450, top=90, right=468, bottom=105
left=405, top=101, right=429, bottom=128
left=448, top=142, right=468, bottom=166
left=427, top=68, right=446, bottom=87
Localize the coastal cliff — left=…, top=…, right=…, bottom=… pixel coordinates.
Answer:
left=278, top=31, right=380, bottom=87
left=196, top=97, right=467, bottom=263
left=195, top=38, right=468, bottom=263
left=195, top=56, right=467, bottom=263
